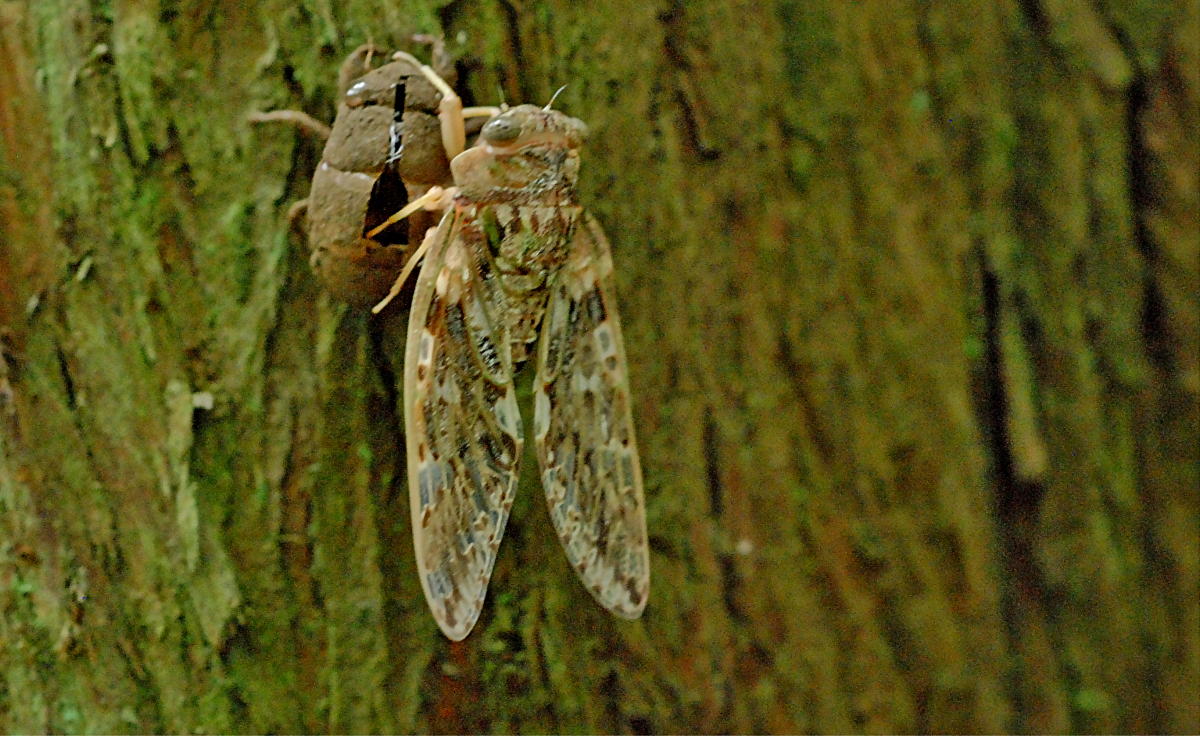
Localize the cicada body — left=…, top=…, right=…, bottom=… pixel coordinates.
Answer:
left=402, top=105, right=650, bottom=639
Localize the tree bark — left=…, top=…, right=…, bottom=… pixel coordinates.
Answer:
left=1, top=0, right=1195, bottom=732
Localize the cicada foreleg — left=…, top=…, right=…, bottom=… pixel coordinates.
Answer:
left=365, top=185, right=454, bottom=241
left=372, top=223, right=442, bottom=314
left=369, top=177, right=457, bottom=314
left=391, top=50, right=500, bottom=161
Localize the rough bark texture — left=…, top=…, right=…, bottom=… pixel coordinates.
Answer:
left=1, top=0, right=1196, bottom=733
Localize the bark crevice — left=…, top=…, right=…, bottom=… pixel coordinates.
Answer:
left=977, top=255, right=1050, bottom=733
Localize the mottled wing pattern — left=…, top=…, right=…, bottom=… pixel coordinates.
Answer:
left=405, top=209, right=524, bottom=640
left=534, top=215, right=650, bottom=617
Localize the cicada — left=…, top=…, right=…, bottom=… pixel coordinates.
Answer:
left=376, top=98, right=650, bottom=640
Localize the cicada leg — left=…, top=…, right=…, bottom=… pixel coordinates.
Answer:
left=372, top=224, right=442, bottom=314
left=390, top=51, right=500, bottom=161
left=365, top=185, right=454, bottom=241
left=367, top=186, right=454, bottom=313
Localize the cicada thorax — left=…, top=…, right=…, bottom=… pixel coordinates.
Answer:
left=307, top=54, right=457, bottom=307
left=457, top=190, right=585, bottom=364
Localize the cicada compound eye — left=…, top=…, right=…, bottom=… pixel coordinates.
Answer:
left=482, top=115, right=521, bottom=144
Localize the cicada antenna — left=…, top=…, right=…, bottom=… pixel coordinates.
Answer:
left=544, top=84, right=567, bottom=110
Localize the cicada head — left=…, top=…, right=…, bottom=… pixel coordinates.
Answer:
left=452, top=104, right=588, bottom=194
left=479, top=104, right=588, bottom=149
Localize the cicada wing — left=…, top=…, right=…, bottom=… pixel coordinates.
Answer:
left=404, top=209, right=523, bottom=640
left=534, top=214, right=650, bottom=618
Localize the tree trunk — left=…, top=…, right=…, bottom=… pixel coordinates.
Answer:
left=1, top=0, right=1195, bottom=732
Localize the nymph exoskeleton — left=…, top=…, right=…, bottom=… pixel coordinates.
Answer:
left=251, top=39, right=494, bottom=306
left=375, top=90, right=651, bottom=640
